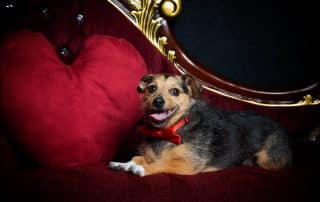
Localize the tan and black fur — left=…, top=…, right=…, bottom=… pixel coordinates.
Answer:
left=109, top=74, right=292, bottom=176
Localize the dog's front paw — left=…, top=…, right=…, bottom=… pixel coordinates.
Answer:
left=130, top=164, right=145, bottom=177
left=109, top=161, right=145, bottom=177
left=109, top=161, right=134, bottom=171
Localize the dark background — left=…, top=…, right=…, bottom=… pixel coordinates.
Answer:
left=170, top=0, right=318, bottom=91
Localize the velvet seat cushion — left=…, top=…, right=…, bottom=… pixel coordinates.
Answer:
left=2, top=162, right=310, bottom=202
left=0, top=30, right=147, bottom=168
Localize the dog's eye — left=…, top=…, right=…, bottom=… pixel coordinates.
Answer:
left=170, top=88, right=180, bottom=96
left=147, top=85, right=157, bottom=93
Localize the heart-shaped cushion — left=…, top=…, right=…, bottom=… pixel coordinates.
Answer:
left=0, top=30, right=147, bottom=168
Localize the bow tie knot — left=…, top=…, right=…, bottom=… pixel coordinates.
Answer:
left=138, top=116, right=190, bottom=145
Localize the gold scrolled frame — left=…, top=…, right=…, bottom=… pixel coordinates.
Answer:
left=106, top=0, right=319, bottom=107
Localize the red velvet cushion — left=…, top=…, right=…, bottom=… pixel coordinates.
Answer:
left=3, top=163, right=310, bottom=202
left=0, top=30, right=147, bottom=168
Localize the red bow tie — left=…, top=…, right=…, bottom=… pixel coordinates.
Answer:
left=138, top=116, right=190, bottom=145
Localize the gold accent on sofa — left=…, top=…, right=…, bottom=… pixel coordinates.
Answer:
left=129, top=0, right=169, bottom=57
left=298, top=94, right=320, bottom=106
left=160, top=0, right=182, bottom=17
left=129, top=0, right=181, bottom=17
left=107, top=0, right=319, bottom=107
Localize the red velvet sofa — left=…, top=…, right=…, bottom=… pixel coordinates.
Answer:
left=1, top=0, right=319, bottom=201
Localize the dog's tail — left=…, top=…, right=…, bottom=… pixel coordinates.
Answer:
left=255, top=130, right=292, bottom=170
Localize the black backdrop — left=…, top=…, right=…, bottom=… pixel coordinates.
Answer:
left=170, top=0, right=318, bottom=91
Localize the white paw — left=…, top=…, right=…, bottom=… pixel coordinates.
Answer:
left=109, top=161, right=135, bottom=171
left=109, top=161, right=145, bottom=177
left=130, top=164, right=145, bottom=177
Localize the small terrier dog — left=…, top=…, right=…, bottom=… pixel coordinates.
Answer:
left=109, top=74, right=292, bottom=176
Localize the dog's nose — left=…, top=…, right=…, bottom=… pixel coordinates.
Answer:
left=152, top=97, right=165, bottom=109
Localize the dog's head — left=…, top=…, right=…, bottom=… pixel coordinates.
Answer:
left=137, top=74, right=202, bottom=128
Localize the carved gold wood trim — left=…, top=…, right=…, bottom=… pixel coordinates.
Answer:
left=160, top=0, right=182, bottom=17
left=129, top=0, right=182, bottom=17
left=106, top=0, right=319, bottom=107
left=128, top=0, right=178, bottom=62
left=130, top=0, right=168, bottom=56
left=298, top=94, right=320, bottom=106
left=106, top=0, right=177, bottom=62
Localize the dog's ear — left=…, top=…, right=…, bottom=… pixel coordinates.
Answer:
left=137, top=74, right=154, bottom=93
left=182, top=74, right=202, bottom=99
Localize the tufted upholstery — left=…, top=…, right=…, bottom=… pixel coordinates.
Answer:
left=0, top=0, right=174, bottom=72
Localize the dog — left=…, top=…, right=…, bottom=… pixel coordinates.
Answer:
left=109, top=73, right=292, bottom=176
